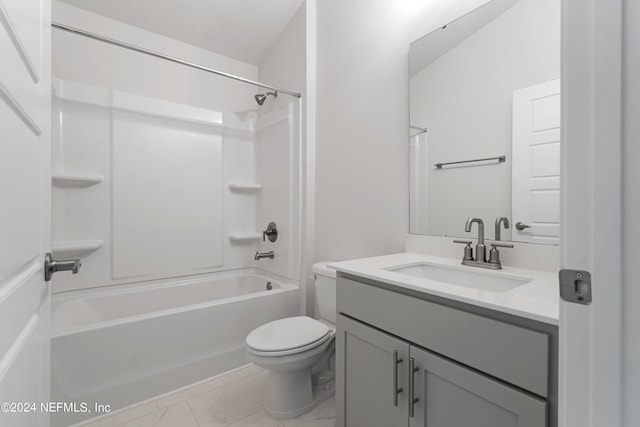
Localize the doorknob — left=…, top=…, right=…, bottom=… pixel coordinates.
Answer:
left=515, top=222, right=531, bottom=231
left=44, top=253, right=81, bottom=281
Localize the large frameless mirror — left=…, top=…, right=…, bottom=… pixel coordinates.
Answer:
left=409, top=0, right=560, bottom=244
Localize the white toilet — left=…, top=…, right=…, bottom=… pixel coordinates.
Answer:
left=245, top=262, right=337, bottom=419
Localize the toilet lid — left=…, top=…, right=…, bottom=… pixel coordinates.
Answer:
left=246, top=316, right=331, bottom=352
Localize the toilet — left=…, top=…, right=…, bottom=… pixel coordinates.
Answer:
left=245, top=262, right=337, bottom=419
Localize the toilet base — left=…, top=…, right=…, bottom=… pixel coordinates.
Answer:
left=264, top=368, right=335, bottom=419
left=246, top=321, right=336, bottom=419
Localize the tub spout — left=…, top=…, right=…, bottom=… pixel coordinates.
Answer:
left=255, top=251, right=275, bottom=261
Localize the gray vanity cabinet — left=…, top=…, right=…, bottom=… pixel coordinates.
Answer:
left=409, top=346, right=547, bottom=427
left=336, top=275, right=557, bottom=427
left=336, top=314, right=547, bottom=427
left=336, top=314, right=409, bottom=427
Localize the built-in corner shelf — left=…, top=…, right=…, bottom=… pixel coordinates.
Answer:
left=228, top=232, right=262, bottom=242
left=52, top=240, right=104, bottom=257
left=228, top=182, right=262, bottom=192
left=52, top=172, right=104, bottom=188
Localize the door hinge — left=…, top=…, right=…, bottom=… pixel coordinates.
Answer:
left=559, top=269, right=592, bottom=305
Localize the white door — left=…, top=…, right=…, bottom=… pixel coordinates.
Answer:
left=512, top=79, right=560, bottom=244
left=0, top=0, right=52, bottom=426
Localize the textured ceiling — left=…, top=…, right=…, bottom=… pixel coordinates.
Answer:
left=57, top=0, right=304, bottom=65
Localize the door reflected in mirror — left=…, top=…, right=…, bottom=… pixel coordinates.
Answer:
left=409, top=0, right=560, bottom=245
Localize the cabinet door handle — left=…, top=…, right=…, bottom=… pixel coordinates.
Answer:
left=409, top=357, right=419, bottom=418
left=393, top=350, right=403, bottom=407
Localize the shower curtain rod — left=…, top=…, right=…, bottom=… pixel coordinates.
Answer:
left=51, top=22, right=302, bottom=98
left=410, top=125, right=428, bottom=135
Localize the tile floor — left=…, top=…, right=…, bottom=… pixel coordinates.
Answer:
left=83, top=365, right=336, bottom=427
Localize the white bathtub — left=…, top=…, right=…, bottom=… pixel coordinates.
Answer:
left=50, top=269, right=299, bottom=426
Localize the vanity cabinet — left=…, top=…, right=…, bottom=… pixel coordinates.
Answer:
left=409, top=344, right=546, bottom=427
left=336, top=275, right=558, bottom=427
left=336, top=314, right=409, bottom=426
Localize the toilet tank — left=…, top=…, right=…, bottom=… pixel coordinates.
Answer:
left=312, top=262, right=337, bottom=324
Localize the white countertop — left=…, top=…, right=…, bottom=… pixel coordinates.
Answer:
left=330, top=253, right=560, bottom=325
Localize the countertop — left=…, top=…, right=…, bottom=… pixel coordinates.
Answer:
left=330, top=253, right=560, bottom=325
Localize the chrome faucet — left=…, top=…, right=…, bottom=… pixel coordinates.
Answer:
left=465, top=217, right=486, bottom=262
left=453, top=217, right=513, bottom=270
left=494, top=217, right=510, bottom=241
left=255, top=251, right=275, bottom=261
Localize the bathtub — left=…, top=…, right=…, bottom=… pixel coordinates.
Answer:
left=50, top=269, right=299, bottom=426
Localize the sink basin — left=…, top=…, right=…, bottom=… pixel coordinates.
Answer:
left=385, top=263, right=532, bottom=292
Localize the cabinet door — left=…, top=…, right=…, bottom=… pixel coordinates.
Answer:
left=336, top=314, right=409, bottom=427
left=409, top=346, right=547, bottom=427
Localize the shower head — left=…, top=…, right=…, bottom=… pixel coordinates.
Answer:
left=254, top=91, right=277, bottom=105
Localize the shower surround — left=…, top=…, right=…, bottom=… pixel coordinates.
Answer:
left=50, top=4, right=303, bottom=425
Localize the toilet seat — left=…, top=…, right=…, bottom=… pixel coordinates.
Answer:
left=246, top=316, right=332, bottom=357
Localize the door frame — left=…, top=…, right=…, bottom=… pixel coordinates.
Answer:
left=560, top=0, right=623, bottom=425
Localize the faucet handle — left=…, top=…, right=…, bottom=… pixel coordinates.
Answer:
left=263, top=222, right=278, bottom=242
left=453, top=240, right=474, bottom=261
left=490, top=242, right=514, bottom=249
left=453, top=239, right=472, bottom=245
left=488, top=242, right=513, bottom=268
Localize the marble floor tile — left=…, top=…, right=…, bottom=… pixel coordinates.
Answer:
left=82, top=364, right=335, bottom=427
left=114, top=402, right=198, bottom=427
left=226, top=410, right=285, bottom=427
left=109, top=401, right=159, bottom=426
left=156, top=365, right=263, bottom=409
left=187, top=371, right=268, bottom=427
left=281, top=399, right=336, bottom=427
left=82, top=416, right=114, bottom=427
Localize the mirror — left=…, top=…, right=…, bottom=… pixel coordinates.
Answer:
left=409, top=0, right=560, bottom=245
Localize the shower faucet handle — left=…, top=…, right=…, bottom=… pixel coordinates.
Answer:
left=263, top=222, right=278, bottom=242
left=44, top=253, right=82, bottom=281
